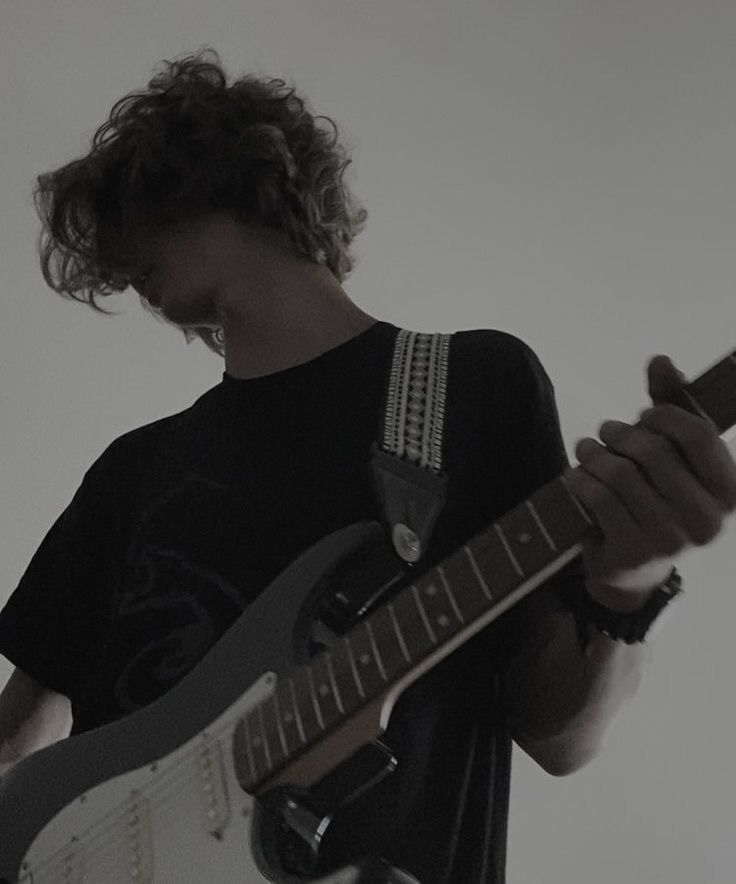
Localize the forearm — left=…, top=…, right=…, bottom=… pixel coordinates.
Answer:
left=508, top=582, right=655, bottom=755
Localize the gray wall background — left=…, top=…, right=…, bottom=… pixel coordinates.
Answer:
left=1, top=1, right=735, bottom=881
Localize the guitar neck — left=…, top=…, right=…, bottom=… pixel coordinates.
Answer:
left=236, top=347, right=736, bottom=792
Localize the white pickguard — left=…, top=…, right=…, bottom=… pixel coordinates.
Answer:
left=16, top=671, right=354, bottom=884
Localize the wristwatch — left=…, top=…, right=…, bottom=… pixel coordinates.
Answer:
left=572, top=565, right=684, bottom=648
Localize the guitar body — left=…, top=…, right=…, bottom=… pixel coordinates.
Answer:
left=0, top=520, right=419, bottom=883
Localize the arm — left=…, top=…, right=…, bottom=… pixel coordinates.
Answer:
left=502, top=584, right=651, bottom=777
left=0, top=665, right=73, bottom=779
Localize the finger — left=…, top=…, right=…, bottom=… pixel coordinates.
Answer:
left=563, top=459, right=653, bottom=573
left=599, top=420, right=726, bottom=544
left=647, top=354, right=688, bottom=405
left=638, top=404, right=736, bottom=514
left=573, top=437, right=691, bottom=555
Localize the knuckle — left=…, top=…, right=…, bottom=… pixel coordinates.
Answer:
left=589, top=483, right=610, bottom=511
left=689, top=423, right=716, bottom=449
left=691, top=516, right=721, bottom=546
left=610, top=459, right=639, bottom=484
left=725, top=485, right=736, bottom=513
left=663, top=532, right=686, bottom=556
left=643, top=436, right=671, bottom=463
left=708, top=517, right=724, bottom=541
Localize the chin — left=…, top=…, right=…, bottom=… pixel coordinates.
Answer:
left=163, top=289, right=220, bottom=326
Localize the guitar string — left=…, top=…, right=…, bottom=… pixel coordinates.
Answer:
left=28, top=609, right=442, bottom=878
left=27, top=749, right=224, bottom=881
left=35, top=775, right=257, bottom=884
left=27, top=634, right=381, bottom=875
left=28, top=720, right=244, bottom=882
left=32, top=770, right=249, bottom=884
left=38, top=788, right=261, bottom=884
left=27, top=637, right=372, bottom=879
left=30, top=762, right=230, bottom=884
left=29, top=678, right=336, bottom=883
left=29, top=643, right=398, bottom=880
left=32, top=699, right=330, bottom=884
left=25, top=710, right=254, bottom=881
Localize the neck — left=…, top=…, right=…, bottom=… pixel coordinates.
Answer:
left=218, top=269, right=377, bottom=380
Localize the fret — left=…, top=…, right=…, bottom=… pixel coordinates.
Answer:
left=270, top=691, right=289, bottom=757
left=343, top=619, right=387, bottom=698
left=461, top=544, right=491, bottom=602
left=289, top=677, right=307, bottom=745
left=324, top=651, right=344, bottom=714
left=273, top=677, right=302, bottom=756
left=365, top=620, right=387, bottom=680
left=410, top=584, right=437, bottom=643
left=260, top=700, right=287, bottom=770
left=495, top=498, right=561, bottom=576
left=369, top=602, right=414, bottom=678
left=240, top=714, right=257, bottom=783
left=325, top=641, right=364, bottom=715
left=461, top=529, right=520, bottom=609
left=306, top=665, right=325, bottom=730
left=442, top=545, right=493, bottom=622
left=532, top=475, right=596, bottom=550
left=244, top=707, right=269, bottom=781
left=493, top=522, right=523, bottom=576
left=525, top=499, right=557, bottom=552
left=232, top=715, right=257, bottom=791
left=388, top=602, right=412, bottom=663
left=290, top=664, right=323, bottom=744
left=343, top=634, right=366, bottom=699
left=308, top=652, right=342, bottom=730
left=256, top=701, right=274, bottom=771
left=436, top=566, right=465, bottom=624
left=389, top=587, right=436, bottom=660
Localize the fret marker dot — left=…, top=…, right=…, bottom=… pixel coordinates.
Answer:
left=283, top=711, right=293, bottom=723
left=437, top=614, right=449, bottom=627
left=319, top=684, right=330, bottom=696
left=518, top=533, right=531, bottom=543
left=360, top=653, right=371, bottom=665
left=425, top=584, right=437, bottom=595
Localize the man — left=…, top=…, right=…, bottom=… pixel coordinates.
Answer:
left=1, top=48, right=735, bottom=883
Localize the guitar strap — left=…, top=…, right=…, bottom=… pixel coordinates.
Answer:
left=369, top=328, right=452, bottom=567
left=311, top=328, right=452, bottom=647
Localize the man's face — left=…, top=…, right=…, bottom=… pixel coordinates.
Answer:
left=127, top=213, right=230, bottom=330
left=126, top=209, right=301, bottom=334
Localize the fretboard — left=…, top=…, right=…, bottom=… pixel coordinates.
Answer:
left=234, top=348, right=736, bottom=791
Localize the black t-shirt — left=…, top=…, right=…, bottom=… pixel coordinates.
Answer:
left=0, top=319, right=587, bottom=882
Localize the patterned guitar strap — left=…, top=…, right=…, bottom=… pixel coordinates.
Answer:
left=312, top=327, right=452, bottom=647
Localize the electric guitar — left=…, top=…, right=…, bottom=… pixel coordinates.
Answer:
left=1, top=349, right=734, bottom=883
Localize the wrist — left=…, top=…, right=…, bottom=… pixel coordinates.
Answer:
left=585, top=580, right=658, bottom=613
left=584, top=559, right=675, bottom=612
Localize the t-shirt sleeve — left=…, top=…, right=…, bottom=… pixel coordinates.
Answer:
left=0, top=444, right=120, bottom=699
left=476, top=333, right=589, bottom=664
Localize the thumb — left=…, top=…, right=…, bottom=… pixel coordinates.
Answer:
left=647, top=354, right=688, bottom=405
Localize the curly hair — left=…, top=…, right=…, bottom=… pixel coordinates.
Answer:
left=32, top=45, right=368, bottom=357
